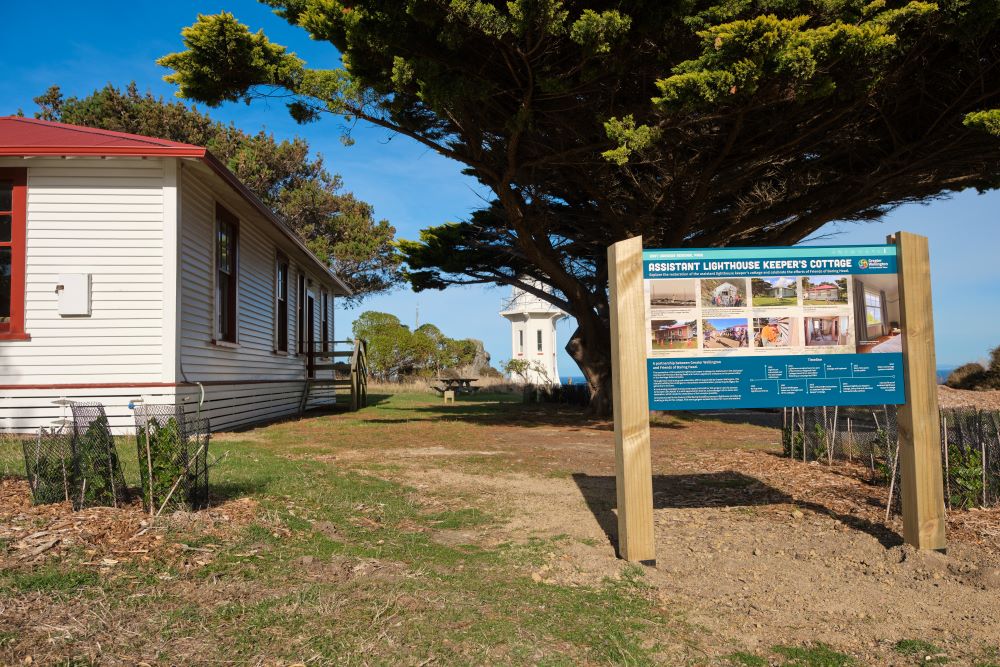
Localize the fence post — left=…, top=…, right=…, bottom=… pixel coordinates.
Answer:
left=608, top=235, right=655, bottom=564
left=893, top=231, right=947, bottom=551
left=943, top=416, right=951, bottom=510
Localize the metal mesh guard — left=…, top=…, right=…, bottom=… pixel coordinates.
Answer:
left=133, top=404, right=210, bottom=513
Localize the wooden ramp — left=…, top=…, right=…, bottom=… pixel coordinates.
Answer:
left=298, top=338, right=368, bottom=416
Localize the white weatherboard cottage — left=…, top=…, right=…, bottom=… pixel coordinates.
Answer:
left=0, top=117, right=351, bottom=433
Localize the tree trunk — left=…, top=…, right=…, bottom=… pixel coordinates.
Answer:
left=565, top=319, right=613, bottom=418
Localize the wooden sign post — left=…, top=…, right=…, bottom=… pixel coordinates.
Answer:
left=606, top=232, right=946, bottom=563
left=893, top=232, right=947, bottom=550
left=608, top=235, right=656, bottom=564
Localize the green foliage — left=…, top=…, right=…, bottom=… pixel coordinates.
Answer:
left=948, top=441, right=984, bottom=509
left=811, top=421, right=828, bottom=461
left=569, top=9, right=632, bottom=53
left=74, top=416, right=121, bottom=508
left=23, top=441, right=71, bottom=505
left=965, top=109, right=1000, bottom=136
left=159, top=12, right=304, bottom=107
left=30, top=83, right=400, bottom=301
left=137, top=418, right=189, bottom=512
left=352, top=311, right=491, bottom=380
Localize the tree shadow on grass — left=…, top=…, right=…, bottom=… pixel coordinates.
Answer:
left=657, top=410, right=784, bottom=429
left=209, top=479, right=265, bottom=504
left=363, top=401, right=692, bottom=431
left=572, top=471, right=903, bottom=556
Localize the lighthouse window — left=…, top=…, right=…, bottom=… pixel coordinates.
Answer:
left=537, top=329, right=543, bottom=352
left=518, top=330, right=524, bottom=354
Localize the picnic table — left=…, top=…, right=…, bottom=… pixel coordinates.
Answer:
left=433, top=377, right=481, bottom=395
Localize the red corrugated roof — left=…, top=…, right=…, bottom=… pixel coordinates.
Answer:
left=0, top=116, right=205, bottom=156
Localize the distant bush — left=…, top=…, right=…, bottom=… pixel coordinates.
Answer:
left=946, top=362, right=990, bottom=389
left=946, top=345, right=1000, bottom=390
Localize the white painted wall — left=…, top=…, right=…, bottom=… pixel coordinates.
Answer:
left=500, top=283, right=566, bottom=385
left=174, top=161, right=337, bottom=421
left=0, top=157, right=167, bottom=387
left=0, top=156, right=341, bottom=433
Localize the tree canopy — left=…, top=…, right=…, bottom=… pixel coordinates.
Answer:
left=351, top=311, right=494, bottom=381
left=158, top=1, right=1000, bottom=413
left=29, top=83, right=401, bottom=301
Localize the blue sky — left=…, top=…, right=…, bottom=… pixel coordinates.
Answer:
left=3, top=1, right=997, bottom=372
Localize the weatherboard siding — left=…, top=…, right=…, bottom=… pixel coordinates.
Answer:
left=0, top=156, right=337, bottom=433
left=175, top=165, right=335, bottom=425
left=0, top=157, right=167, bottom=386
left=178, top=167, right=311, bottom=381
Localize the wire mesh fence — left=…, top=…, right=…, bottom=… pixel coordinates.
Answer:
left=782, top=405, right=1000, bottom=509
left=21, top=426, right=74, bottom=505
left=19, top=403, right=130, bottom=509
left=133, top=404, right=210, bottom=513
left=69, top=403, right=130, bottom=510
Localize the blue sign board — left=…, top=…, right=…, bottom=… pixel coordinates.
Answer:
left=644, top=245, right=905, bottom=410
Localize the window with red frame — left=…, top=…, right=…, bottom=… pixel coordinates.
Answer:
left=0, top=168, right=27, bottom=339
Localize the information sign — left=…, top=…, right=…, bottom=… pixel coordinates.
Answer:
left=643, top=245, right=905, bottom=409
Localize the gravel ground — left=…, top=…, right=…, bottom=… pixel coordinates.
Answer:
left=937, top=385, right=1000, bottom=411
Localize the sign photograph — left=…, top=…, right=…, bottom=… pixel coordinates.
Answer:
left=643, top=245, right=905, bottom=410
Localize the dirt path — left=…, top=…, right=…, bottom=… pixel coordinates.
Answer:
left=344, top=411, right=1000, bottom=665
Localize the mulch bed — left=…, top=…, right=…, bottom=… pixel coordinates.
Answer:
left=0, top=477, right=259, bottom=569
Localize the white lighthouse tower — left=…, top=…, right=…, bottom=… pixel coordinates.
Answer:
left=500, top=279, right=567, bottom=385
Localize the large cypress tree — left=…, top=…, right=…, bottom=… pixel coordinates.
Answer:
left=158, top=1, right=1000, bottom=414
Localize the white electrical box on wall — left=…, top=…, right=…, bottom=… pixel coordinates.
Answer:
left=56, top=273, right=91, bottom=316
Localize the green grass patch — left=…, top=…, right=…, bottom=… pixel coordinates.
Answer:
left=894, top=639, right=950, bottom=664
left=725, top=652, right=768, bottom=666
left=772, top=643, right=855, bottom=666
left=7, top=566, right=99, bottom=593
left=751, top=296, right=797, bottom=307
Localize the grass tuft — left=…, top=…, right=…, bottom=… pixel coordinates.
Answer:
left=772, top=643, right=855, bottom=666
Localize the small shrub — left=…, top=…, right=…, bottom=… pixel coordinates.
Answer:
left=946, top=363, right=989, bottom=389
left=948, top=441, right=984, bottom=509
left=137, top=417, right=188, bottom=512
left=74, top=415, right=122, bottom=508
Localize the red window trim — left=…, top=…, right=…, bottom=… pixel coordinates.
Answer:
left=0, top=168, right=28, bottom=341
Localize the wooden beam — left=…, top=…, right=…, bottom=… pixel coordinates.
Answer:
left=893, top=232, right=947, bottom=551
left=607, top=235, right=656, bottom=564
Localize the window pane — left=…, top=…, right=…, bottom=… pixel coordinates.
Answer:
left=0, top=246, right=10, bottom=321
left=218, top=225, right=231, bottom=273
left=0, top=182, right=11, bottom=211
left=219, top=280, right=231, bottom=338
left=0, top=214, right=10, bottom=243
